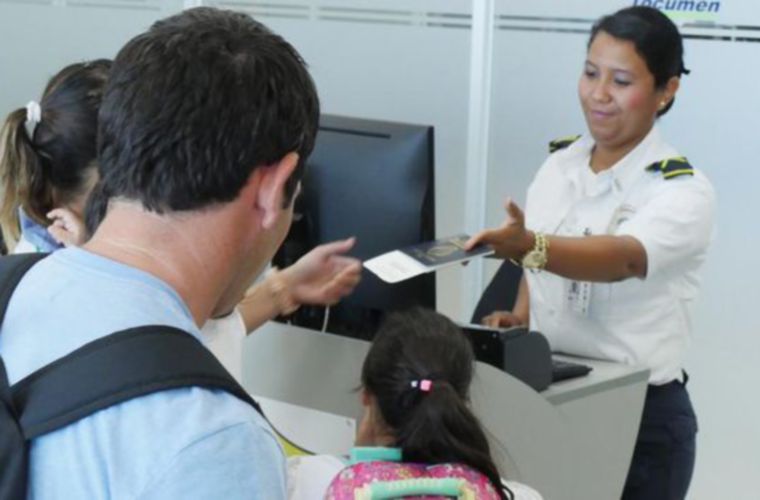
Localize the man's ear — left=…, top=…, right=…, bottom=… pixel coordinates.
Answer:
left=360, top=388, right=371, bottom=408
left=661, top=76, right=680, bottom=110
left=256, top=152, right=299, bottom=229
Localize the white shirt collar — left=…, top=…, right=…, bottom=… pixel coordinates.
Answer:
left=561, top=125, right=665, bottom=196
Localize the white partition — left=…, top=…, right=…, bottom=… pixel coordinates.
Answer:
left=0, top=0, right=184, bottom=115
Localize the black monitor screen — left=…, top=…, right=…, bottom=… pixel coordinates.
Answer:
left=273, top=115, right=435, bottom=339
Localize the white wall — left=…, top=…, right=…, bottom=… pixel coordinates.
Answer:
left=665, top=38, right=760, bottom=498
left=1, top=1, right=758, bottom=498
left=0, top=1, right=184, bottom=112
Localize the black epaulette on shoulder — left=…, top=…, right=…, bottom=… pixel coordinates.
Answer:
left=645, top=156, right=694, bottom=180
left=548, top=135, right=581, bottom=153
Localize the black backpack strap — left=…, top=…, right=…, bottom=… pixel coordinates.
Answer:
left=12, top=326, right=262, bottom=439
left=0, top=254, right=49, bottom=500
left=0, top=253, right=48, bottom=326
left=0, top=253, right=48, bottom=414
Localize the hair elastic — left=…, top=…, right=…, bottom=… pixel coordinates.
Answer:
left=410, top=379, right=432, bottom=392
left=25, top=100, right=42, bottom=139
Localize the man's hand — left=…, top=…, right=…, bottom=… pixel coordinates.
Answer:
left=47, top=208, right=87, bottom=247
left=281, top=238, right=362, bottom=306
left=464, top=198, right=534, bottom=260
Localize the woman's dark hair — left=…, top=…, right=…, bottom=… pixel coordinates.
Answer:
left=0, top=59, right=111, bottom=250
left=362, top=308, right=511, bottom=500
left=589, top=6, right=688, bottom=116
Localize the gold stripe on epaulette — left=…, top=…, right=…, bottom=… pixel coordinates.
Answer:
left=548, top=134, right=581, bottom=153
left=645, top=156, right=694, bottom=180
left=663, top=168, right=694, bottom=179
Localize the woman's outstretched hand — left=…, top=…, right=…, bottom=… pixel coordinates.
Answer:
left=464, top=199, right=534, bottom=261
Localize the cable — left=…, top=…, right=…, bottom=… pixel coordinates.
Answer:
left=321, top=305, right=331, bottom=332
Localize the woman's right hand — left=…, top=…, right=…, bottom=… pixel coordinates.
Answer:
left=481, top=310, right=526, bottom=328
left=464, top=198, right=534, bottom=261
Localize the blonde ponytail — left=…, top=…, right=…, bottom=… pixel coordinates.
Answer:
left=0, top=108, right=50, bottom=252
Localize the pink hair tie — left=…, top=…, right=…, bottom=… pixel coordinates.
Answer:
left=411, top=379, right=433, bottom=392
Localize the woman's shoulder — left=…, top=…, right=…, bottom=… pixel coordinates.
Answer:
left=526, top=134, right=591, bottom=205
left=641, top=153, right=716, bottom=205
left=644, top=130, right=714, bottom=186
left=536, top=133, right=592, bottom=175
left=548, top=134, right=583, bottom=154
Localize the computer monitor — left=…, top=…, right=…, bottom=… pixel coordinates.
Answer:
left=273, top=114, right=435, bottom=339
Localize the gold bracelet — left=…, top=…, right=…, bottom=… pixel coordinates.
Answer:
left=265, top=267, right=300, bottom=316
left=519, top=231, right=549, bottom=271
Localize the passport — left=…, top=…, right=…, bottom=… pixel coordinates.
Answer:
left=364, top=234, right=493, bottom=283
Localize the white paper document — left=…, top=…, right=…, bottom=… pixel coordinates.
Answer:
left=364, top=234, right=494, bottom=283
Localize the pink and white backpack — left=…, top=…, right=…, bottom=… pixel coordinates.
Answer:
left=325, top=448, right=503, bottom=500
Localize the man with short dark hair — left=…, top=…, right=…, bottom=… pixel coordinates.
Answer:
left=0, top=7, right=319, bottom=498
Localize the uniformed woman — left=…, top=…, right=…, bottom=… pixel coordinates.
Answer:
left=466, top=7, right=715, bottom=500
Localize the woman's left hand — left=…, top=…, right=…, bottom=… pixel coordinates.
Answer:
left=281, top=238, right=362, bottom=306
left=47, top=208, right=87, bottom=247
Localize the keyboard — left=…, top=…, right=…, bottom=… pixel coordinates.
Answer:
left=551, top=358, right=593, bottom=382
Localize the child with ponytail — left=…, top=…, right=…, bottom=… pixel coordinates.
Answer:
left=321, top=308, right=541, bottom=500
left=0, top=60, right=110, bottom=252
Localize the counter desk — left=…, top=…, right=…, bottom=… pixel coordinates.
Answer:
left=242, top=321, right=649, bottom=500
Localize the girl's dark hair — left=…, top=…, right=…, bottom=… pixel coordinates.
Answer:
left=589, top=6, right=688, bottom=116
left=0, top=59, right=111, bottom=250
left=362, top=308, right=511, bottom=500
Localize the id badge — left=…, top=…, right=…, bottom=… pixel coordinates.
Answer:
left=566, top=279, right=592, bottom=316
left=564, top=225, right=592, bottom=316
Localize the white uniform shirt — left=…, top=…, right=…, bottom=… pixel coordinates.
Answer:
left=524, top=126, right=715, bottom=384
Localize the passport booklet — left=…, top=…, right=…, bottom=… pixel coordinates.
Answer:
left=364, top=234, right=494, bottom=283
